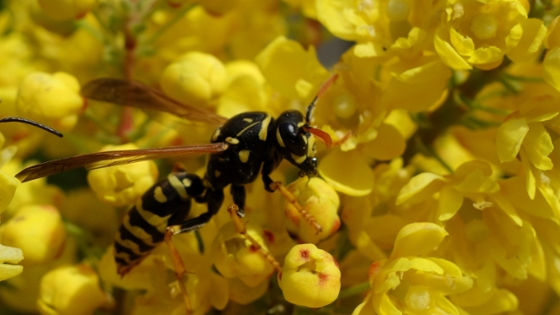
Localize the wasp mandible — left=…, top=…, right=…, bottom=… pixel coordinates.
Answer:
left=15, top=74, right=337, bottom=313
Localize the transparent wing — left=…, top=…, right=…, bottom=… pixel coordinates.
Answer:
left=16, top=143, right=228, bottom=182
left=81, top=78, right=228, bottom=125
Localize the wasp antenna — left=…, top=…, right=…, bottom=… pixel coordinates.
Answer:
left=304, top=126, right=332, bottom=148
left=305, top=73, right=339, bottom=124
left=0, top=117, right=63, bottom=138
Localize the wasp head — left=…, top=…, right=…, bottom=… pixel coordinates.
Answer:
left=273, top=110, right=318, bottom=177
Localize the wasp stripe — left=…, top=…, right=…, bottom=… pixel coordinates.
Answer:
left=276, top=129, right=286, bottom=147
left=114, top=242, right=143, bottom=262
left=128, top=205, right=166, bottom=241
left=258, top=115, right=272, bottom=141
left=135, top=199, right=171, bottom=233
left=236, top=121, right=259, bottom=137
left=116, top=228, right=155, bottom=254
left=168, top=174, right=189, bottom=199
left=154, top=186, right=167, bottom=203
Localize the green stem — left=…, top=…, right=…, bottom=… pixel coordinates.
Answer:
left=338, top=282, right=371, bottom=299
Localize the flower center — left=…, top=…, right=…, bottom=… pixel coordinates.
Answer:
left=333, top=94, right=357, bottom=119
left=470, top=13, right=498, bottom=40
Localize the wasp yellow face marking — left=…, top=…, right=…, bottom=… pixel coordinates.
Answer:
left=153, top=186, right=167, bottom=203
left=258, top=115, right=272, bottom=141
left=307, top=135, right=315, bottom=158
left=212, top=128, right=221, bottom=142
left=243, top=118, right=253, bottom=123
left=226, top=137, right=240, bottom=145
left=239, top=150, right=250, bottom=163
left=297, top=122, right=305, bottom=128
left=291, top=153, right=307, bottom=164
left=236, top=121, right=259, bottom=137
left=215, top=170, right=221, bottom=177
left=276, top=128, right=286, bottom=147
left=182, top=178, right=192, bottom=187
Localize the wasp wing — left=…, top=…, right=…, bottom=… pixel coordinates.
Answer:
left=81, top=78, right=228, bottom=125
left=16, top=143, right=228, bottom=182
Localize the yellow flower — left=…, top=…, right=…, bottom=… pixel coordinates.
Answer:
left=227, top=276, right=268, bottom=305
left=87, top=143, right=159, bottom=206
left=544, top=46, right=560, bottom=92
left=397, top=160, right=501, bottom=222
left=316, top=0, right=442, bottom=59
left=216, top=60, right=268, bottom=118
left=434, top=0, right=538, bottom=70
left=278, top=243, right=341, bottom=308
left=0, top=204, right=66, bottom=266
left=38, top=264, right=108, bottom=315
left=0, top=244, right=23, bottom=281
left=381, top=56, right=452, bottom=112
left=284, top=177, right=340, bottom=243
left=353, top=223, right=472, bottom=315
left=37, top=0, right=95, bottom=20
left=211, top=221, right=274, bottom=287
left=255, top=36, right=330, bottom=101
left=16, top=72, right=84, bottom=131
left=319, top=149, right=375, bottom=196
left=496, top=95, right=558, bottom=198
left=160, top=51, right=228, bottom=107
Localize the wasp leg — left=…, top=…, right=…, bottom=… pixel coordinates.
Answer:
left=164, top=226, right=193, bottom=315
left=270, top=182, right=323, bottom=234
left=227, top=204, right=282, bottom=272
left=230, top=184, right=246, bottom=217
left=168, top=189, right=224, bottom=234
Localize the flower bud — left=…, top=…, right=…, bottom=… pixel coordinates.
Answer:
left=0, top=205, right=66, bottom=266
left=38, top=264, right=108, bottom=315
left=87, top=143, right=158, bottom=206
left=160, top=52, right=227, bottom=107
left=16, top=72, right=83, bottom=131
left=284, top=177, right=340, bottom=243
left=278, top=244, right=341, bottom=308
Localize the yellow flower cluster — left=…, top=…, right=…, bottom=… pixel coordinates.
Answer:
left=1, top=0, right=560, bottom=314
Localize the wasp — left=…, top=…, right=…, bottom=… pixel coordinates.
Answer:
left=15, top=75, right=337, bottom=313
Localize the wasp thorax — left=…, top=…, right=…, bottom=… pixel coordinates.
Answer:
left=274, top=110, right=318, bottom=177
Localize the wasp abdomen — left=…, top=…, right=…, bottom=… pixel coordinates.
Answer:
left=114, top=172, right=205, bottom=275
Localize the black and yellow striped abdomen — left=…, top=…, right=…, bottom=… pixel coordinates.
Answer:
left=114, top=172, right=205, bottom=276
